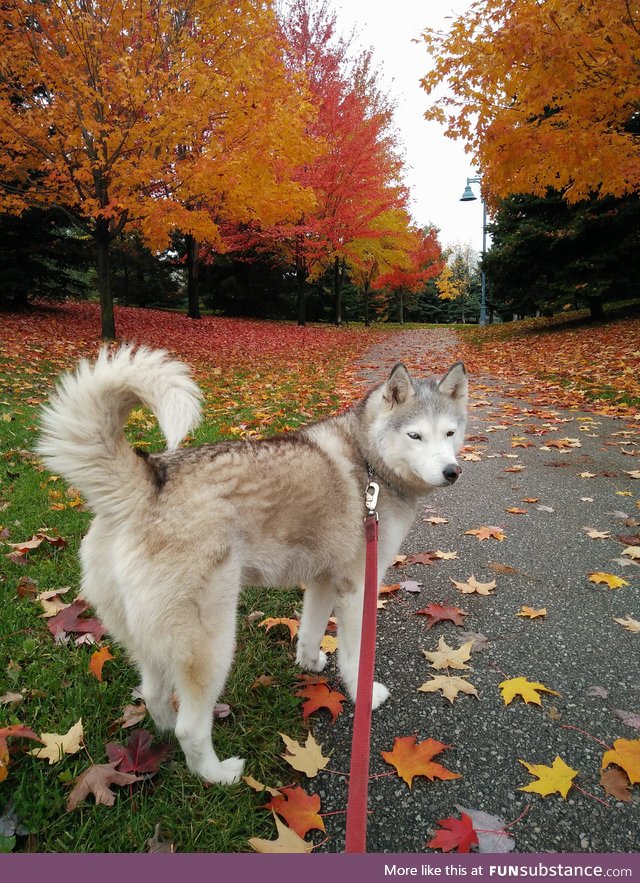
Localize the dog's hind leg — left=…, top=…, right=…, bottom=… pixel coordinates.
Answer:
left=172, top=596, right=244, bottom=786
left=296, top=579, right=336, bottom=673
left=335, top=589, right=390, bottom=710
left=138, top=658, right=176, bottom=733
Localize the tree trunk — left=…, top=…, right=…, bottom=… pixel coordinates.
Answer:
left=296, top=253, right=306, bottom=326
left=185, top=234, right=201, bottom=319
left=398, top=290, right=404, bottom=324
left=95, top=219, right=116, bottom=340
left=364, top=281, right=370, bottom=327
left=589, top=297, right=605, bottom=320
left=334, top=256, right=345, bottom=326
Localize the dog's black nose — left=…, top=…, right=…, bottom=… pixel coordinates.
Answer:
left=443, top=464, right=462, bottom=484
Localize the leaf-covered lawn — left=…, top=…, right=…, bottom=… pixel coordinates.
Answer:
left=0, top=303, right=380, bottom=853
left=458, top=312, right=640, bottom=415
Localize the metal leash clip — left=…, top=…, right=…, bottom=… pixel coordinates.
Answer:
left=365, top=480, right=380, bottom=520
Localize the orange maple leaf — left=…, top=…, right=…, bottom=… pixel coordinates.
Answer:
left=465, top=526, right=506, bottom=541
left=264, top=785, right=325, bottom=838
left=294, top=683, right=346, bottom=722
left=89, top=646, right=114, bottom=682
left=381, top=735, right=461, bottom=789
left=258, top=617, right=299, bottom=640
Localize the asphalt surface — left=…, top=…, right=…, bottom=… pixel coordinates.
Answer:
left=311, top=329, right=640, bottom=854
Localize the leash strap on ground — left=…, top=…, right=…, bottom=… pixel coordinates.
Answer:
left=344, top=513, right=379, bottom=853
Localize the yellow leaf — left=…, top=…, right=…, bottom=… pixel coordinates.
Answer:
left=30, top=719, right=84, bottom=764
left=450, top=575, right=496, bottom=595
left=248, top=811, right=313, bottom=853
left=516, top=607, right=547, bottom=619
left=319, top=634, right=338, bottom=655
left=588, top=572, right=629, bottom=589
left=614, top=616, right=640, bottom=633
left=418, top=675, right=479, bottom=703
left=499, top=677, right=560, bottom=706
left=280, top=732, right=329, bottom=778
left=422, top=638, right=473, bottom=671
left=519, top=756, right=578, bottom=798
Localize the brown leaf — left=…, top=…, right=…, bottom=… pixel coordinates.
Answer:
left=600, top=768, right=631, bottom=802
left=66, top=761, right=140, bottom=811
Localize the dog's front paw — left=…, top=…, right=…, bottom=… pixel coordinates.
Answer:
left=202, top=756, right=245, bottom=786
left=296, top=646, right=328, bottom=673
left=371, top=682, right=390, bottom=710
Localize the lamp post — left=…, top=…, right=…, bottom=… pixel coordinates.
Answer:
left=460, top=176, right=488, bottom=326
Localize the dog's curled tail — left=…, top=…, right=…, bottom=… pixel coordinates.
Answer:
left=38, top=346, right=202, bottom=516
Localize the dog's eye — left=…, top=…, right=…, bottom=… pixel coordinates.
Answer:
left=446, top=430, right=455, bottom=437
left=407, top=431, right=422, bottom=441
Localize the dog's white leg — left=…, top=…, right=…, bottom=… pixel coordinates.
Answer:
left=335, top=590, right=390, bottom=710
left=138, top=659, right=176, bottom=733
left=172, top=599, right=244, bottom=786
left=296, top=579, right=336, bottom=673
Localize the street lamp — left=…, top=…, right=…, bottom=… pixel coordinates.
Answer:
left=460, top=176, right=488, bottom=326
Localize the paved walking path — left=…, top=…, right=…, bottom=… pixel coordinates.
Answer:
left=313, top=328, right=640, bottom=854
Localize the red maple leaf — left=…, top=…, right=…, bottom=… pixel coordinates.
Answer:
left=105, top=729, right=172, bottom=775
left=264, top=785, right=325, bottom=838
left=427, top=812, right=479, bottom=853
left=295, top=683, right=346, bottom=722
left=46, top=599, right=107, bottom=640
left=414, top=603, right=469, bottom=629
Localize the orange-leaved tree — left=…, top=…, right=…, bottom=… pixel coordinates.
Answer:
left=0, top=0, right=314, bottom=337
left=373, top=225, right=443, bottom=323
left=420, top=0, right=640, bottom=206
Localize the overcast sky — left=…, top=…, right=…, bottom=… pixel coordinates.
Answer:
left=334, top=0, right=483, bottom=252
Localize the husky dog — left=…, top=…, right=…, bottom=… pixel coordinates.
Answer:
left=38, top=346, right=467, bottom=785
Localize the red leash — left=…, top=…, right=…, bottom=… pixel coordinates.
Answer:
left=344, top=477, right=380, bottom=853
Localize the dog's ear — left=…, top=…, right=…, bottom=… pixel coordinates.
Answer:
left=438, top=362, right=467, bottom=407
left=383, top=363, right=415, bottom=407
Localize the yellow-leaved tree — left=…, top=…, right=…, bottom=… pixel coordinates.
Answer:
left=420, top=0, right=640, bottom=206
left=0, top=0, right=315, bottom=337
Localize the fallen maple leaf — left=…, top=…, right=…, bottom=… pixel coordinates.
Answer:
left=320, top=634, right=338, bottom=655
left=0, top=724, right=43, bottom=782
left=400, top=579, right=424, bottom=592
left=465, top=526, right=506, bottom=542
left=499, top=677, right=560, bottom=706
left=414, top=603, right=469, bottom=629
left=248, top=810, right=313, bottom=853
left=519, top=756, right=578, bottom=798
left=505, top=507, right=528, bottom=515
left=516, top=607, right=547, bottom=619
left=280, top=732, right=329, bottom=777
left=434, top=550, right=459, bottom=560
left=46, top=599, right=107, bottom=640
left=622, top=545, right=640, bottom=560
left=582, top=527, right=611, bottom=540
left=612, top=709, right=640, bottom=731
left=243, top=775, right=281, bottom=796
left=404, top=551, right=440, bottom=566
left=427, top=811, right=478, bottom=853
left=89, top=646, right=114, bottom=681
left=264, top=785, right=325, bottom=838
left=105, top=729, right=172, bottom=774
left=614, top=616, right=640, bottom=633
left=423, top=638, right=473, bottom=671
left=424, top=516, right=449, bottom=525
left=381, top=735, right=461, bottom=789
left=588, top=572, right=629, bottom=589
left=418, top=675, right=479, bottom=703
left=456, top=805, right=515, bottom=853
left=29, top=718, right=84, bottom=764
left=625, top=470, right=640, bottom=479
left=450, top=575, right=496, bottom=595
left=379, top=583, right=401, bottom=594
left=294, top=683, right=345, bottom=722
left=258, top=617, right=299, bottom=640
left=601, top=738, right=640, bottom=784
left=600, top=768, right=632, bottom=802
left=66, top=761, right=140, bottom=811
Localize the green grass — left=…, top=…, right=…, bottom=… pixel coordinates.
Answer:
left=0, top=361, right=319, bottom=853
